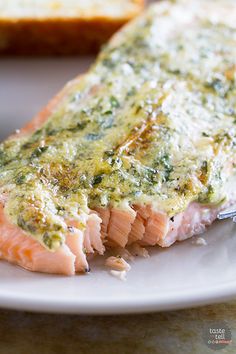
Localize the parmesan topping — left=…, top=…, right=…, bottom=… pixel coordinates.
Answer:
left=0, top=0, right=236, bottom=251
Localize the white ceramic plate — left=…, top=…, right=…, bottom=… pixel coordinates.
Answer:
left=1, top=59, right=236, bottom=315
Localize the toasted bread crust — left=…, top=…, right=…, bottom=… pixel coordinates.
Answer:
left=0, top=1, right=144, bottom=55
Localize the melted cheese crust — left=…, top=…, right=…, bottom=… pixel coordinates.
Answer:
left=1, top=0, right=236, bottom=250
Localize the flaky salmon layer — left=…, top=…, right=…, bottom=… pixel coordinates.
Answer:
left=1, top=0, right=236, bottom=274
left=0, top=199, right=234, bottom=274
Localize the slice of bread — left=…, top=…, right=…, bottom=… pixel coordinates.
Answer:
left=0, top=0, right=144, bottom=55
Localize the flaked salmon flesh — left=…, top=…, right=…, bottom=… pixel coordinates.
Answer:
left=1, top=0, right=236, bottom=275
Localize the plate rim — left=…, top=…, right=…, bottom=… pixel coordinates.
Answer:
left=1, top=59, right=236, bottom=315
left=0, top=280, right=236, bottom=314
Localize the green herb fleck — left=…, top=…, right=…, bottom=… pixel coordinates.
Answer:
left=110, top=96, right=120, bottom=108
left=15, top=174, right=27, bottom=185
left=92, top=174, right=104, bottom=186
left=31, top=146, right=48, bottom=159
left=202, top=132, right=210, bottom=137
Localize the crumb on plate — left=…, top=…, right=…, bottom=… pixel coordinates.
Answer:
left=110, top=270, right=127, bottom=281
left=105, top=256, right=131, bottom=271
left=192, top=237, right=207, bottom=246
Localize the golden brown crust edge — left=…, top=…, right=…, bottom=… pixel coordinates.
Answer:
left=0, top=2, right=145, bottom=56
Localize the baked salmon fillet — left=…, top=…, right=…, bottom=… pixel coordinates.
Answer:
left=1, top=0, right=236, bottom=275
